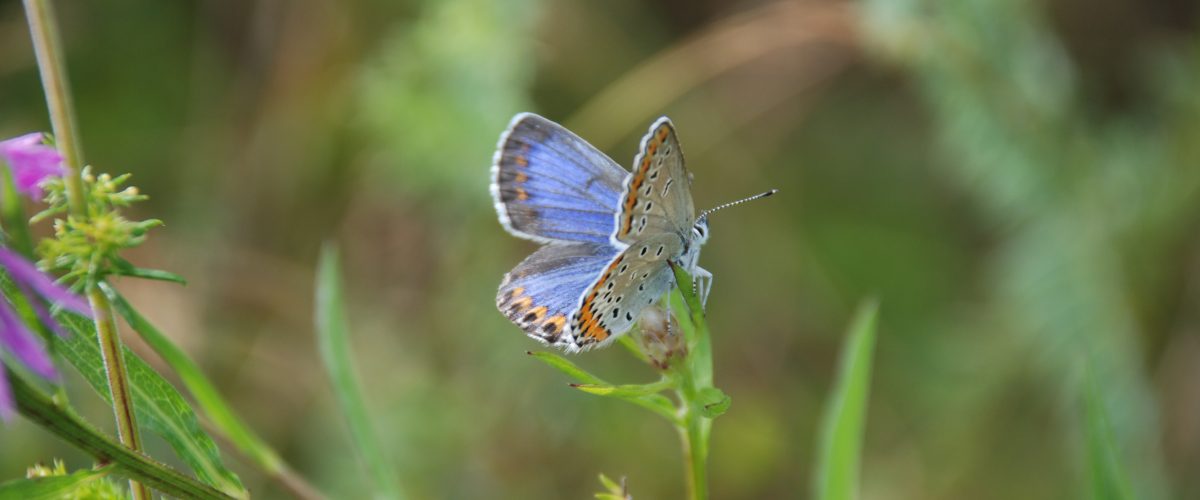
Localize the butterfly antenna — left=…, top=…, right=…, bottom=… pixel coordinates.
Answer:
left=700, top=189, right=778, bottom=219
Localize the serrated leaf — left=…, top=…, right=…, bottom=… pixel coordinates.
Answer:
left=0, top=466, right=112, bottom=499
left=813, top=299, right=879, bottom=500
left=53, top=312, right=247, bottom=498
left=697, top=387, right=731, bottom=418
left=315, top=244, right=403, bottom=500
left=101, top=283, right=282, bottom=475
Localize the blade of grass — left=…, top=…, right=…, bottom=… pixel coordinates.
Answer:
left=315, top=244, right=402, bottom=500
left=813, top=299, right=879, bottom=500
left=1084, top=361, right=1134, bottom=500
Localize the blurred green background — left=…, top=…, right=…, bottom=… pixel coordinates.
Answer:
left=2, top=0, right=1199, bottom=498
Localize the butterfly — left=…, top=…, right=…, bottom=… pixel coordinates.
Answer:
left=491, top=113, right=773, bottom=352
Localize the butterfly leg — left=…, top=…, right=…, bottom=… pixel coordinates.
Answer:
left=692, top=266, right=713, bottom=309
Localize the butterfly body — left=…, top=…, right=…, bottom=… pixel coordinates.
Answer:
left=492, top=113, right=710, bottom=352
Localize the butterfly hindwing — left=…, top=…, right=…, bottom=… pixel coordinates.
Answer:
left=613, top=117, right=696, bottom=245
left=492, top=113, right=630, bottom=244
left=497, top=242, right=620, bottom=346
left=568, top=234, right=684, bottom=351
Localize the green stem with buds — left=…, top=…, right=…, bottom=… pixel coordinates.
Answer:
left=22, top=2, right=150, bottom=498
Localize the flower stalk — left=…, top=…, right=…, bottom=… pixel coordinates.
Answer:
left=22, top=1, right=150, bottom=498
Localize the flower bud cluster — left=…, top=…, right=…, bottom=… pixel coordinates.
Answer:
left=34, top=166, right=160, bottom=289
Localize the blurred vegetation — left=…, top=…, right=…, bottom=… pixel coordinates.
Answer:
left=2, top=0, right=1199, bottom=498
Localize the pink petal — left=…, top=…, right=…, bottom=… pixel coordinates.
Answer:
left=0, top=133, right=64, bottom=199
left=0, top=248, right=90, bottom=315
left=0, top=300, right=57, bottom=380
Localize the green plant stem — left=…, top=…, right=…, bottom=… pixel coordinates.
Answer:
left=22, top=0, right=85, bottom=217
left=8, top=367, right=235, bottom=500
left=669, top=264, right=716, bottom=500
left=87, top=288, right=151, bottom=499
left=676, top=381, right=709, bottom=500
left=23, top=2, right=149, bottom=498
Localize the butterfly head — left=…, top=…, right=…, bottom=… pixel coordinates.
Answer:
left=691, top=217, right=710, bottom=246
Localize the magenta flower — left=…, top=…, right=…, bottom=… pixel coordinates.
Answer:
left=0, top=247, right=90, bottom=421
left=0, top=132, right=65, bottom=200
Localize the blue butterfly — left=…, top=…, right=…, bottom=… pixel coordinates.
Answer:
left=491, top=113, right=772, bottom=352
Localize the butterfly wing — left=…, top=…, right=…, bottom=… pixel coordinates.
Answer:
left=613, top=117, right=696, bottom=245
left=497, top=242, right=621, bottom=346
left=567, top=233, right=684, bottom=351
left=492, top=113, right=630, bottom=244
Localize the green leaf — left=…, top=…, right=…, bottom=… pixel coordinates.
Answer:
left=571, top=377, right=674, bottom=398
left=110, top=257, right=188, bottom=285
left=315, top=243, right=403, bottom=500
left=8, top=368, right=235, bottom=499
left=53, top=312, right=247, bottom=498
left=527, top=351, right=607, bottom=385
left=529, top=351, right=680, bottom=424
left=813, top=299, right=879, bottom=500
left=597, top=473, right=622, bottom=493
left=1084, top=362, right=1135, bottom=500
left=696, top=387, right=731, bottom=419
left=0, top=466, right=112, bottom=500
left=594, top=473, right=630, bottom=500
left=100, top=282, right=283, bottom=475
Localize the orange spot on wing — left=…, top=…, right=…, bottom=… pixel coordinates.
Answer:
left=510, top=296, right=532, bottom=312
left=515, top=155, right=528, bottom=167
left=515, top=171, right=528, bottom=182
left=542, top=314, right=566, bottom=333
left=523, top=306, right=547, bottom=321
left=584, top=324, right=610, bottom=342
left=516, top=187, right=529, bottom=201
left=575, top=256, right=624, bottom=340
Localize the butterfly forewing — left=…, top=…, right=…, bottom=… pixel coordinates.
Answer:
left=568, top=234, right=684, bottom=351
left=613, top=117, right=696, bottom=245
left=492, top=113, right=630, bottom=244
left=498, top=242, right=620, bottom=346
